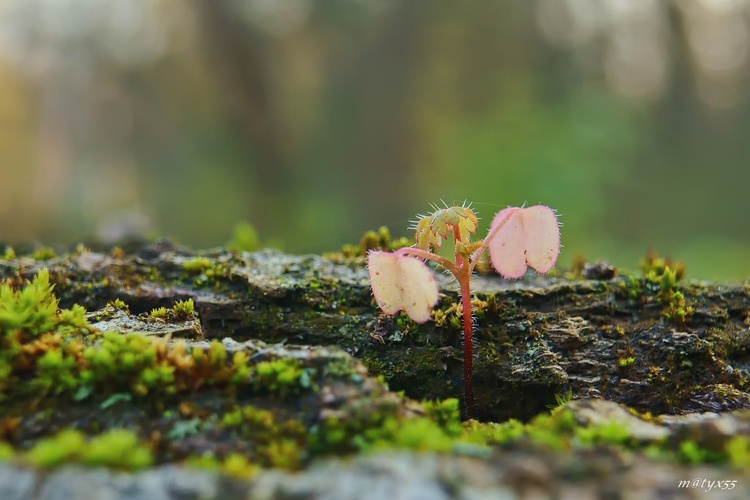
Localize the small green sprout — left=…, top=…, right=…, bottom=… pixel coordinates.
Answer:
left=618, top=356, right=636, bottom=368
left=0, top=267, right=58, bottom=336
left=25, top=428, right=153, bottom=471
left=26, top=429, right=86, bottom=468
left=81, top=429, right=153, bottom=470
left=149, top=307, right=168, bottom=319
left=368, top=202, right=560, bottom=417
left=173, top=298, right=195, bottom=318
left=108, top=298, right=129, bottom=311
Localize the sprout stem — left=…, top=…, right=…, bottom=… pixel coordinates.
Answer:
left=458, top=273, right=475, bottom=419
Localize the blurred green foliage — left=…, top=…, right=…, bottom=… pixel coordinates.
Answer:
left=0, top=1, right=748, bottom=279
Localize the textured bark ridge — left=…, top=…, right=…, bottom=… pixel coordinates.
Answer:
left=4, top=241, right=748, bottom=421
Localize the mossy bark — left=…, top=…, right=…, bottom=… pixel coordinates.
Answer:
left=3, top=241, right=749, bottom=422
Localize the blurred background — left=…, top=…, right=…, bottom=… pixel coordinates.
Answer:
left=0, top=0, right=749, bottom=280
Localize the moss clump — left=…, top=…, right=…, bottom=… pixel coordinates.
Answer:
left=0, top=268, right=60, bottom=336
left=181, top=257, right=231, bottom=288
left=31, top=247, right=56, bottom=261
left=221, top=405, right=306, bottom=469
left=1, top=247, right=15, bottom=261
left=618, top=356, right=636, bottom=368
left=661, top=290, right=694, bottom=325
left=422, top=398, right=463, bottom=436
left=0, top=269, right=316, bottom=404
left=79, top=428, right=153, bottom=469
left=183, top=257, right=213, bottom=274
left=24, top=428, right=152, bottom=470
left=462, top=418, right=526, bottom=446
left=725, top=436, right=750, bottom=468
left=173, top=298, right=195, bottom=318
left=641, top=250, right=685, bottom=281
left=25, top=429, right=86, bottom=468
left=678, top=440, right=724, bottom=464
left=0, top=269, right=94, bottom=396
left=252, top=359, right=313, bottom=395
left=362, top=417, right=457, bottom=453
left=149, top=307, right=169, bottom=319
left=574, top=420, right=633, bottom=447
left=144, top=299, right=196, bottom=322
left=184, top=452, right=260, bottom=480
left=108, top=298, right=129, bottom=311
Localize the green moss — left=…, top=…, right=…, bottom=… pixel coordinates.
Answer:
left=80, top=429, right=153, bottom=470
left=34, top=348, right=79, bottom=394
left=208, top=340, right=226, bottom=367
left=184, top=451, right=259, bottom=479
left=463, top=419, right=525, bottom=446
left=679, top=440, right=723, bottom=464
left=626, top=275, right=643, bottom=300
left=183, top=257, right=212, bottom=274
left=725, top=436, right=750, bottom=468
left=26, top=429, right=87, bottom=468
left=265, top=439, right=304, bottom=469
left=108, top=299, right=129, bottom=312
left=421, top=398, right=463, bottom=436
left=641, top=251, right=685, bottom=281
left=0, top=268, right=58, bottom=336
left=253, top=359, right=311, bottom=395
left=361, top=417, right=456, bottom=453
left=31, top=247, right=56, bottom=261
left=24, top=428, right=152, bottom=471
left=173, top=298, right=195, bottom=318
left=551, top=388, right=573, bottom=408
left=618, top=356, right=636, bottom=368
left=0, top=272, right=318, bottom=401
left=0, top=441, right=13, bottom=462
left=221, top=453, right=260, bottom=479
left=57, top=304, right=89, bottom=335
left=1, top=246, right=15, bottom=261
left=181, top=257, right=231, bottom=288
left=149, top=307, right=168, bottom=319
left=220, top=405, right=306, bottom=469
left=574, top=420, right=633, bottom=447
left=322, top=357, right=362, bottom=382
left=524, top=409, right=578, bottom=451
left=0, top=269, right=98, bottom=396
left=661, top=290, right=694, bottom=325
left=658, top=267, right=677, bottom=298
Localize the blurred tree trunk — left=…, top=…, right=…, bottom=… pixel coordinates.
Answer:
left=194, top=1, right=290, bottom=235
left=337, top=1, right=422, bottom=230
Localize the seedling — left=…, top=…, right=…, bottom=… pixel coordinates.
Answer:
left=368, top=203, right=560, bottom=418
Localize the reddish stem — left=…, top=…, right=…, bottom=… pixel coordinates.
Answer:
left=394, top=246, right=459, bottom=276
left=457, top=273, right=475, bottom=419
left=397, top=235, right=476, bottom=418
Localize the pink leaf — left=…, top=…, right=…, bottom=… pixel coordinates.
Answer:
left=367, top=251, right=439, bottom=323
left=488, top=205, right=560, bottom=279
